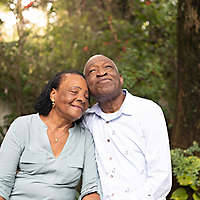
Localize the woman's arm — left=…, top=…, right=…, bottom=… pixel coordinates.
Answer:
left=82, top=193, right=100, bottom=200
left=0, top=118, right=24, bottom=199
left=79, top=129, right=101, bottom=200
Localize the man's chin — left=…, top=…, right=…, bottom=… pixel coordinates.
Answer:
left=95, top=88, right=113, bottom=96
left=94, top=89, right=119, bottom=102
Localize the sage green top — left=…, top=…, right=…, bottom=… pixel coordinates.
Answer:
left=0, top=113, right=98, bottom=200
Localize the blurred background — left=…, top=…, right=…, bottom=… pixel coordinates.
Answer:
left=0, top=0, right=200, bottom=199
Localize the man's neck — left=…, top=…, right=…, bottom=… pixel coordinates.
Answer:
left=99, top=91, right=125, bottom=113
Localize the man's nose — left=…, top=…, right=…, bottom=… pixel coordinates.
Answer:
left=96, top=68, right=107, bottom=77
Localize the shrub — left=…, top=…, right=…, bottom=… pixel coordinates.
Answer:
left=171, top=141, right=200, bottom=200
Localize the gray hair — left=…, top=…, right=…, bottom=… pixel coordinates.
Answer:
left=83, top=54, right=119, bottom=75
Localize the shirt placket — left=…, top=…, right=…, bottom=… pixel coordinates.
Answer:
left=104, top=120, right=117, bottom=200
left=104, top=119, right=137, bottom=200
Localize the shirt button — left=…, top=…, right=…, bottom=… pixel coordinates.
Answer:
left=125, top=187, right=130, bottom=193
left=125, top=150, right=129, bottom=155
left=111, top=168, right=115, bottom=173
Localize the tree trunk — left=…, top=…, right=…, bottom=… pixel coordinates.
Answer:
left=14, top=0, right=25, bottom=114
left=171, top=0, right=200, bottom=148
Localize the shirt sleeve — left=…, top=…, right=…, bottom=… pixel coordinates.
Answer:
left=79, top=128, right=99, bottom=200
left=135, top=103, right=172, bottom=200
left=0, top=118, right=25, bottom=200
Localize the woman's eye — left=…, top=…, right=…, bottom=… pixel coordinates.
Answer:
left=70, top=90, right=78, bottom=94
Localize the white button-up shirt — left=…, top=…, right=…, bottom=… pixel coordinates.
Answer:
left=83, top=90, right=172, bottom=200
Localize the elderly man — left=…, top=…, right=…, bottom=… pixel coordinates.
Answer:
left=83, top=54, right=172, bottom=200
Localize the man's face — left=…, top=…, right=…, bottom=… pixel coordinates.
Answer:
left=84, top=55, right=123, bottom=101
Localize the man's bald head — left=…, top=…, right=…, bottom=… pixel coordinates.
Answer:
left=83, top=54, right=118, bottom=75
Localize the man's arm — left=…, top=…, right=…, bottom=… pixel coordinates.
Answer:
left=136, top=103, right=172, bottom=200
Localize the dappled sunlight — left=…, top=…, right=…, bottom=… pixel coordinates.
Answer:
left=0, top=1, right=56, bottom=41
left=0, top=10, right=16, bottom=41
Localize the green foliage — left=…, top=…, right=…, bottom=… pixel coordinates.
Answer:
left=116, top=0, right=177, bottom=125
left=171, top=187, right=188, bottom=200
left=0, top=0, right=8, bottom=7
left=0, top=113, right=16, bottom=145
left=0, top=0, right=177, bottom=131
left=0, top=127, right=5, bottom=146
left=75, top=191, right=80, bottom=200
left=171, top=142, right=200, bottom=200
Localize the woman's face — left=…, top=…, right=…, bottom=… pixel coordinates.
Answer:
left=50, top=74, right=89, bottom=122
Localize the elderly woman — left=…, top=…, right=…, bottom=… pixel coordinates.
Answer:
left=0, top=71, right=100, bottom=200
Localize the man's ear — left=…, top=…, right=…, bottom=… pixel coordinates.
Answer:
left=119, top=74, right=124, bottom=86
left=50, top=88, right=56, bottom=102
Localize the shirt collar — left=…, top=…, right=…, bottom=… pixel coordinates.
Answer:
left=120, top=89, right=134, bottom=115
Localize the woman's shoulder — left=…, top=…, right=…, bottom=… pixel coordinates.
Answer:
left=14, top=113, right=37, bottom=121
left=3, top=114, right=38, bottom=148
left=8, top=113, right=38, bottom=134
left=79, top=123, right=92, bottom=134
left=74, top=123, right=93, bottom=141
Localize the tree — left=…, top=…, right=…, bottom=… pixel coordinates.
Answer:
left=171, top=0, right=200, bottom=148
left=0, top=0, right=177, bottom=131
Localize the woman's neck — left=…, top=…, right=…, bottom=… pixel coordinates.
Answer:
left=40, top=111, right=73, bottom=131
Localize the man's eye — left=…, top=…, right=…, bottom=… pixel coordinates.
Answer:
left=89, top=69, right=96, bottom=74
left=105, top=65, right=112, bottom=68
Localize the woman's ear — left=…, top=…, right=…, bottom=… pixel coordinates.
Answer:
left=50, top=88, right=56, bottom=102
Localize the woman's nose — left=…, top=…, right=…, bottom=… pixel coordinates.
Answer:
left=77, top=94, right=87, bottom=104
